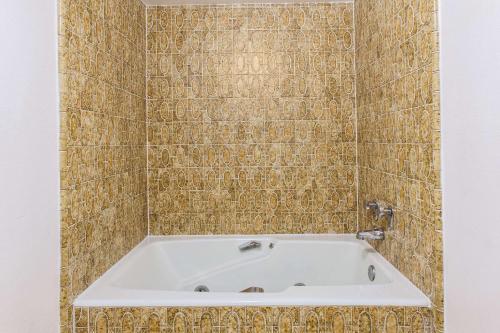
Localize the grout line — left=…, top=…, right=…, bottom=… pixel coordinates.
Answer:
left=145, top=4, right=151, bottom=236
left=351, top=0, right=359, bottom=233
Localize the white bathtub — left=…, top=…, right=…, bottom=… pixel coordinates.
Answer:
left=74, top=234, right=430, bottom=307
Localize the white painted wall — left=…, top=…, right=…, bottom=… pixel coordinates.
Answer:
left=441, top=0, right=500, bottom=332
left=0, top=1, right=59, bottom=332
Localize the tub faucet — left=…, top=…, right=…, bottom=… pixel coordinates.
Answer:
left=356, top=227, right=385, bottom=241
left=365, top=201, right=394, bottom=229
left=239, top=240, right=261, bottom=251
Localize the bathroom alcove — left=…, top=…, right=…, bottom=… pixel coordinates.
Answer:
left=58, top=0, right=442, bottom=332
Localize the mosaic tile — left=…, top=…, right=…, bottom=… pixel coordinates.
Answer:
left=78, top=307, right=433, bottom=333
left=146, top=3, right=358, bottom=235
left=354, top=0, right=442, bottom=331
left=59, top=0, right=147, bottom=331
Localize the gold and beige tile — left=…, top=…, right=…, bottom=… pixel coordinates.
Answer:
left=77, top=306, right=433, bottom=333
left=146, top=3, right=358, bottom=236
left=59, top=0, right=147, bottom=331
left=355, top=0, right=442, bottom=331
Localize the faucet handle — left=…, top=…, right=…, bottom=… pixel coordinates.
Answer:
left=379, top=206, right=394, bottom=230
left=365, top=201, right=379, bottom=210
left=365, top=201, right=380, bottom=220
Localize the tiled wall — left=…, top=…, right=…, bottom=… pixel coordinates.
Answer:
left=74, top=306, right=432, bottom=333
left=146, top=3, right=358, bottom=235
left=58, top=0, right=147, bottom=331
left=354, top=0, right=442, bottom=331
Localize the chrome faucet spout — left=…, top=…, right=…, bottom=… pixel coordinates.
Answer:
left=356, top=227, right=385, bottom=241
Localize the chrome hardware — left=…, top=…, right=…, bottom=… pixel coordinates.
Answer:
left=238, top=240, right=262, bottom=251
left=379, top=206, right=394, bottom=230
left=365, top=200, right=381, bottom=220
left=364, top=200, right=394, bottom=230
left=368, top=265, right=376, bottom=281
left=365, top=201, right=379, bottom=211
left=194, top=285, right=209, bottom=292
left=240, top=286, right=264, bottom=293
left=356, top=227, right=385, bottom=241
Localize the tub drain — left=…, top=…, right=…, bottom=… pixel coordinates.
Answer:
left=294, top=283, right=306, bottom=286
left=194, top=285, right=209, bottom=292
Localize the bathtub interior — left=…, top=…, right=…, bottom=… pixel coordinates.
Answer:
left=111, top=238, right=391, bottom=293
left=74, top=235, right=430, bottom=307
